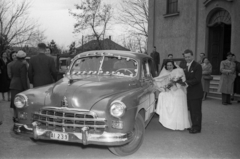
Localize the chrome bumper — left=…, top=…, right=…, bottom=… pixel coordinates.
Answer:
left=13, top=123, right=133, bottom=146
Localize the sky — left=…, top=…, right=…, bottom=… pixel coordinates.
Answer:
left=29, top=0, right=123, bottom=49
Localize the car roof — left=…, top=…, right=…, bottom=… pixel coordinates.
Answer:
left=78, top=50, right=150, bottom=59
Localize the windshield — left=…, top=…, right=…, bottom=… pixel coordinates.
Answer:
left=70, top=55, right=138, bottom=77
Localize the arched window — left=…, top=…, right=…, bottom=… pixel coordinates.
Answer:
left=166, top=0, right=178, bottom=14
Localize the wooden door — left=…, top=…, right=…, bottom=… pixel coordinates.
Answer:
left=208, top=25, right=224, bottom=75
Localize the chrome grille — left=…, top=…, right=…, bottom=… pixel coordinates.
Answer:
left=33, top=108, right=106, bottom=133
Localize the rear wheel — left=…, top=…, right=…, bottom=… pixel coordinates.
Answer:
left=109, top=114, right=145, bottom=156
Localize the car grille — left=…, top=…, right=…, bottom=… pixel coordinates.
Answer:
left=32, top=108, right=106, bottom=133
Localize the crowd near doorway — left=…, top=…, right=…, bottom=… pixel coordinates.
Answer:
left=207, top=9, right=231, bottom=75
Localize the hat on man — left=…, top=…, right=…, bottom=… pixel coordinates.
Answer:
left=38, top=43, right=47, bottom=50
left=16, top=50, right=27, bottom=58
left=226, top=52, right=233, bottom=57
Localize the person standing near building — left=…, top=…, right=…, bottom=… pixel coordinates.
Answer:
left=218, top=52, right=236, bottom=105
left=9, top=50, right=29, bottom=121
left=201, top=57, right=212, bottom=100
left=150, top=46, right=160, bottom=75
left=232, top=54, right=240, bottom=103
left=28, top=43, right=57, bottom=88
left=167, top=54, right=173, bottom=60
left=197, top=53, right=205, bottom=64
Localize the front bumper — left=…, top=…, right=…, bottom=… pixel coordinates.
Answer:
left=13, top=123, right=133, bottom=146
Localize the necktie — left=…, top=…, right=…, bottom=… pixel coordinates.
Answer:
left=187, top=63, right=190, bottom=71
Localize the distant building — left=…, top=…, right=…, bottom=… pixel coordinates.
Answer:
left=76, top=36, right=129, bottom=53
left=148, top=0, right=240, bottom=75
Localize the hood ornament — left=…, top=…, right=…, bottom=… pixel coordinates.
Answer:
left=61, top=96, right=68, bottom=107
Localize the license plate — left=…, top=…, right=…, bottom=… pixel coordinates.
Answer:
left=50, top=131, right=69, bottom=141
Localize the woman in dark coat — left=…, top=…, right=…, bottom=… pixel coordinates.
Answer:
left=9, top=50, right=29, bottom=120
left=232, top=54, right=240, bottom=103
left=0, top=51, right=11, bottom=101
left=201, top=57, right=212, bottom=100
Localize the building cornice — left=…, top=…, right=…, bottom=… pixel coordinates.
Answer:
left=204, top=0, right=233, bottom=7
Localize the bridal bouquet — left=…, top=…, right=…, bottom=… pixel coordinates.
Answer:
left=159, top=75, right=186, bottom=92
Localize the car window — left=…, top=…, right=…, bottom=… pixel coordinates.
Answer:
left=70, top=55, right=138, bottom=77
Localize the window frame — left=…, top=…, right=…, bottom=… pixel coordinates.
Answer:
left=165, top=0, right=179, bottom=17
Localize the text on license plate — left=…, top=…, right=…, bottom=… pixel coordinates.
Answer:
left=50, top=131, right=69, bottom=141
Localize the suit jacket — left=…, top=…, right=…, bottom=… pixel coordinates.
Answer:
left=150, top=51, right=160, bottom=73
left=28, top=53, right=57, bottom=87
left=183, top=60, right=203, bottom=99
left=10, top=60, right=29, bottom=91
left=7, top=60, right=16, bottom=79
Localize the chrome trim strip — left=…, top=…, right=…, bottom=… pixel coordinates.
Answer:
left=36, top=121, right=107, bottom=129
left=33, top=126, right=132, bottom=145
left=42, top=107, right=89, bottom=112
left=34, top=113, right=105, bottom=121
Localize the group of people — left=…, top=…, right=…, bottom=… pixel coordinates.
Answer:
left=152, top=48, right=240, bottom=133
left=0, top=43, right=58, bottom=124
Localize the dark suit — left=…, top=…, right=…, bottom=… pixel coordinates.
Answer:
left=9, top=59, right=29, bottom=116
left=183, top=60, right=203, bottom=131
left=150, top=51, right=160, bottom=74
left=28, top=53, right=57, bottom=87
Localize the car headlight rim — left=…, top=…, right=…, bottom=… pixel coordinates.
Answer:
left=14, top=94, right=27, bottom=108
left=110, top=101, right=126, bottom=118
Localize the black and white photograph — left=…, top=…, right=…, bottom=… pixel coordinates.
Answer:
left=0, top=0, right=240, bottom=158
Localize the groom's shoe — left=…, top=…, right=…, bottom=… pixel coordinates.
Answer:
left=189, top=129, right=201, bottom=134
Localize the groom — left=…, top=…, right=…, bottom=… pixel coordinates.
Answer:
left=183, top=49, right=203, bottom=134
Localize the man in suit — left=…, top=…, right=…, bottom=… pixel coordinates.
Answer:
left=183, top=49, right=203, bottom=134
left=150, top=46, right=160, bottom=75
left=28, top=43, right=57, bottom=87
left=197, top=52, right=205, bottom=64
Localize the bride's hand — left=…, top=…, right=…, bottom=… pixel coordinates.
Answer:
left=157, top=87, right=165, bottom=92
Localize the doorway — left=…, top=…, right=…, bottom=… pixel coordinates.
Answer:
left=207, top=9, right=231, bottom=75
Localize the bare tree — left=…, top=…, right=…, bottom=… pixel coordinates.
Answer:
left=118, top=0, right=148, bottom=52
left=122, top=35, right=147, bottom=53
left=69, top=0, right=112, bottom=50
left=0, top=0, right=45, bottom=52
left=24, top=29, right=46, bottom=47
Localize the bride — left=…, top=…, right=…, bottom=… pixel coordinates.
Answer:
left=154, top=61, right=191, bottom=130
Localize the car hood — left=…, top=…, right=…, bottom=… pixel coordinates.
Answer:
left=47, top=75, right=138, bottom=110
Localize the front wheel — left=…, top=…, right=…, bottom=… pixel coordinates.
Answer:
left=109, top=114, right=145, bottom=156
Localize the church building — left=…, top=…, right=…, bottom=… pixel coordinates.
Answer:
left=147, top=0, right=240, bottom=75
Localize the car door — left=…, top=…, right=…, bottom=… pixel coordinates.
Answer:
left=141, top=58, right=156, bottom=121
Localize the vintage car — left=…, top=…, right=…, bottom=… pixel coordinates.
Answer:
left=13, top=50, right=158, bottom=156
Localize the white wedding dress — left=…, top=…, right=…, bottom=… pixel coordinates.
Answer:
left=154, top=68, right=191, bottom=130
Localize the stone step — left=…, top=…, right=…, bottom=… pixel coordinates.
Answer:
left=208, top=91, right=221, bottom=100
left=209, top=88, right=218, bottom=92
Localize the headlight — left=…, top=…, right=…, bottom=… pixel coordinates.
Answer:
left=14, top=94, right=27, bottom=108
left=110, top=101, right=126, bottom=118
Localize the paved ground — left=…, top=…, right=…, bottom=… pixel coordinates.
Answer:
left=0, top=97, right=240, bottom=159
